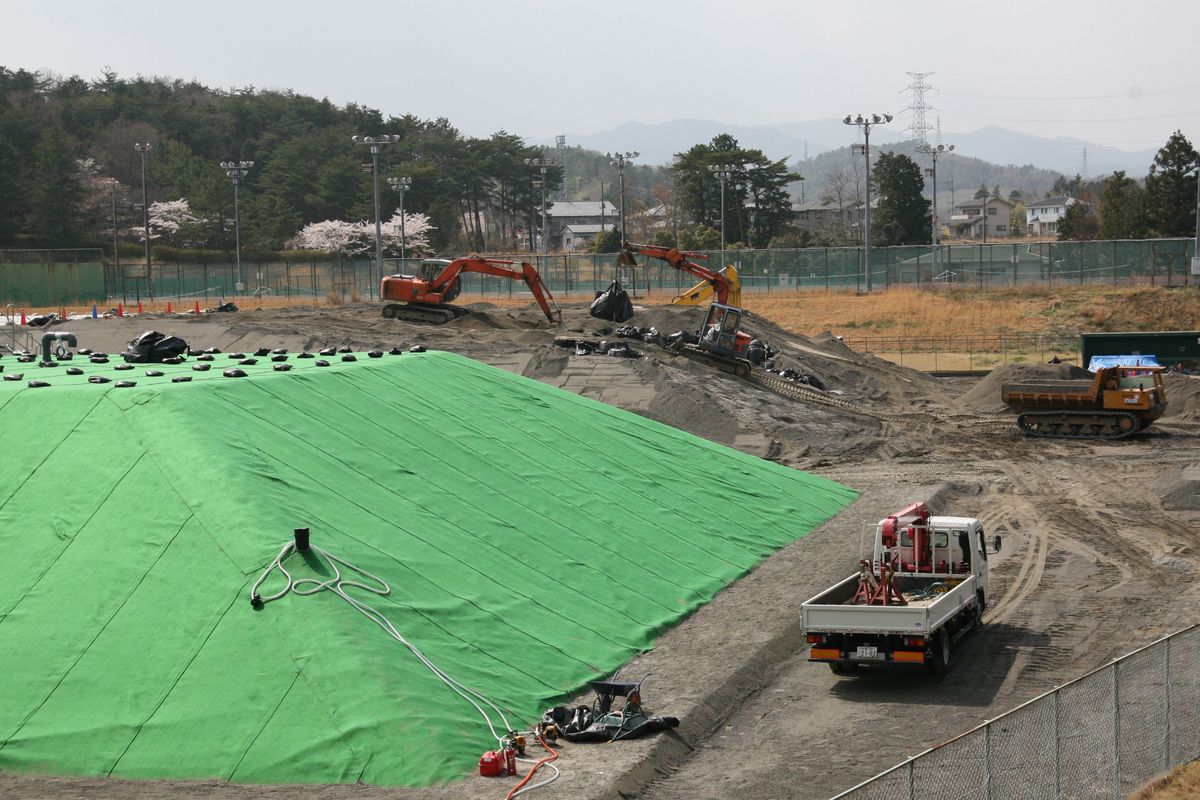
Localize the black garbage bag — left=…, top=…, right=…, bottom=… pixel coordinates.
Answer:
left=122, top=330, right=189, bottom=363
left=589, top=280, right=634, bottom=323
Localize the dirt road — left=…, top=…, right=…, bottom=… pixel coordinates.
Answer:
left=2, top=301, right=1197, bottom=800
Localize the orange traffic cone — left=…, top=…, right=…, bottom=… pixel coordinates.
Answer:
left=137, top=301, right=144, bottom=314
left=166, top=301, right=173, bottom=314
left=193, top=300, right=201, bottom=315
left=60, top=306, right=67, bottom=320
left=117, top=303, right=124, bottom=317
left=19, top=310, right=26, bottom=325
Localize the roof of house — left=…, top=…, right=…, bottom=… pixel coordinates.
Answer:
left=1026, top=195, right=1072, bottom=209
left=561, top=224, right=607, bottom=235
left=547, top=200, right=618, bottom=218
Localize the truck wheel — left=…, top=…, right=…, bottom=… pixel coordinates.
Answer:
left=828, top=662, right=855, bottom=675
left=973, top=592, right=986, bottom=631
left=928, top=633, right=951, bottom=674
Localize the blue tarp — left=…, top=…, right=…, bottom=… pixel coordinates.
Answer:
left=1088, top=354, right=1161, bottom=370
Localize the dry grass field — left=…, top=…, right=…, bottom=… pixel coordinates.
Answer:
left=1130, top=760, right=1200, bottom=800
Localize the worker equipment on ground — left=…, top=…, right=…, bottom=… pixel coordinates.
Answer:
left=381, top=256, right=561, bottom=325
left=589, top=280, right=634, bottom=322
left=541, top=674, right=678, bottom=743
left=619, top=242, right=742, bottom=306
left=39, top=332, right=77, bottom=367
left=1000, top=365, right=1167, bottom=439
left=122, top=330, right=189, bottom=363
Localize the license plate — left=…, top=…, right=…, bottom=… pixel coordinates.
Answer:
left=855, top=645, right=879, bottom=659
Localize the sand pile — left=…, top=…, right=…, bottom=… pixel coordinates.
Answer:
left=954, top=363, right=1094, bottom=414
left=1162, top=373, right=1200, bottom=420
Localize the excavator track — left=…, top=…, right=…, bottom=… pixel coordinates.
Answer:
left=746, top=370, right=910, bottom=423
left=381, top=303, right=470, bottom=325
left=1015, top=410, right=1141, bottom=440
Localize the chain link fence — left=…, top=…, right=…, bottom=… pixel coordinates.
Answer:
left=0, top=238, right=1196, bottom=307
left=842, top=334, right=1085, bottom=371
left=831, top=625, right=1200, bottom=800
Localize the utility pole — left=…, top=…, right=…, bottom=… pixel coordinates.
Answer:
left=608, top=151, right=638, bottom=244
left=133, top=142, right=152, bottom=298
left=842, top=114, right=892, bottom=292
left=709, top=164, right=733, bottom=268
left=352, top=134, right=401, bottom=288
left=982, top=189, right=990, bottom=244
left=1193, top=162, right=1200, bottom=277
left=917, top=143, right=953, bottom=277
left=220, top=160, right=254, bottom=292
left=387, top=176, right=413, bottom=261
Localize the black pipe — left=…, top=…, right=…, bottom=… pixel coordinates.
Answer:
left=40, top=332, right=77, bottom=367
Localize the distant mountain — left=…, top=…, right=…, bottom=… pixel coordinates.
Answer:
left=540, top=119, right=1159, bottom=178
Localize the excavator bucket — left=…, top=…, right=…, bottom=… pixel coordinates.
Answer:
left=616, top=248, right=639, bottom=268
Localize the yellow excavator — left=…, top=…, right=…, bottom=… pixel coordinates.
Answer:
left=672, top=264, right=741, bottom=306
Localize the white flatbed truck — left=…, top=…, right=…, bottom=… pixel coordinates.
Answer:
left=801, top=503, right=1001, bottom=674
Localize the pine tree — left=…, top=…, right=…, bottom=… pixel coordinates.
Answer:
left=871, top=152, right=931, bottom=246
left=1144, top=130, right=1199, bottom=237
left=29, top=126, right=85, bottom=246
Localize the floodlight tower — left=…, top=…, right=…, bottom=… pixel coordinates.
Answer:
left=386, top=175, right=413, bottom=260
left=608, top=151, right=638, bottom=244
left=708, top=164, right=733, bottom=268
left=842, top=113, right=892, bottom=292
left=220, top=160, right=254, bottom=291
left=352, top=134, right=401, bottom=286
left=916, top=143, right=953, bottom=276
left=134, top=142, right=152, bottom=296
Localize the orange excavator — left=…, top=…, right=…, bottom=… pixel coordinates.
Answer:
left=618, top=242, right=742, bottom=306
left=380, top=256, right=562, bottom=325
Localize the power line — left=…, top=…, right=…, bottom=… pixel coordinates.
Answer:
left=941, top=84, right=1200, bottom=102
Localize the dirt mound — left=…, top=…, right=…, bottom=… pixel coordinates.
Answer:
left=1163, top=373, right=1200, bottom=420
left=1160, top=463, right=1200, bottom=510
left=955, top=363, right=1093, bottom=414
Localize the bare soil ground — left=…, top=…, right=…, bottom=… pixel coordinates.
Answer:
left=2, top=299, right=1198, bottom=800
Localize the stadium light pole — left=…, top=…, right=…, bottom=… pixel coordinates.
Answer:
left=134, top=142, right=152, bottom=297
left=353, top=134, right=401, bottom=288
left=917, top=143, right=953, bottom=277
left=107, top=178, right=120, bottom=271
left=608, top=151, right=638, bottom=244
left=525, top=158, right=551, bottom=255
left=842, top=113, right=891, bottom=292
left=387, top=176, right=413, bottom=261
left=708, top=163, right=733, bottom=268
left=220, top=160, right=254, bottom=292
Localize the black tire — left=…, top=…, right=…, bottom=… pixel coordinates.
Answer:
left=828, top=662, right=851, bottom=675
left=973, top=594, right=986, bottom=631
left=928, top=632, right=951, bottom=674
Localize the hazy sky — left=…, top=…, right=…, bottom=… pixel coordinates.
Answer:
left=3, top=0, right=1198, bottom=152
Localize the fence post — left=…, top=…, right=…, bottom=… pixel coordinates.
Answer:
left=907, top=757, right=915, bottom=800
left=1113, top=661, right=1121, bottom=799
left=983, top=721, right=992, bottom=800
left=1164, top=636, right=1172, bottom=771
left=1054, top=689, right=1062, bottom=800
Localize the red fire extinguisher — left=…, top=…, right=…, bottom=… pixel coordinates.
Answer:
left=504, top=745, right=517, bottom=776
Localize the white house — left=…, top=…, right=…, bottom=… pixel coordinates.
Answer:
left=560, top=223, right=607, bottom=252
left=1025, top=196, right=1075, bottom=237
left=546, top=201, right=619, bottom=245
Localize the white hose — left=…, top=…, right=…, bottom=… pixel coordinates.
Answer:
left=251, top=540, right=514, bottom=744
left=511, top=757, right=560, bottom=797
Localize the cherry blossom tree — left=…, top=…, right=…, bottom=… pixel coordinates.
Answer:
left=287, top=210, right=433, bottom=256
left=130, top=199, right=206, bottom=246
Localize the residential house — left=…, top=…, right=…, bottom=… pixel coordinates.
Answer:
left=949, top=197, right=1015, bottom=240
left=1025, top=196, right=1075, bottom=237
left=560, top=224, right=606, bottom=252
left=793, top=198, right=871, bottom=234
left=546, top=201, right=619, bottom=250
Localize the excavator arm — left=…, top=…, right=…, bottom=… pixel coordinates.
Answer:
left=620, top=242, right=737, bottom=305
left=429, top=257, right=562, bottom=323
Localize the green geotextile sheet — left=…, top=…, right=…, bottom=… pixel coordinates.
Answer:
left=0, top=349, right=856, bottom=786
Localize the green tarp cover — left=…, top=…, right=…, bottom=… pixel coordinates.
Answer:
left=0, top=350, right=855, bottom=786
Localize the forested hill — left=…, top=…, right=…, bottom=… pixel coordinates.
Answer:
left=0, top=68, right=667, bottom=253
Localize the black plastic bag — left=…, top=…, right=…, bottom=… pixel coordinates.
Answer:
left=589, top=280, right=634, bottom=323
left=122, top=331, right=190, bottom=363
